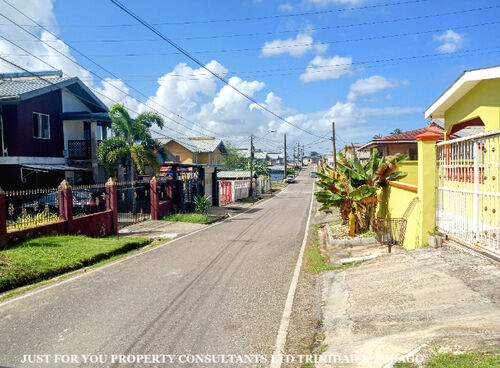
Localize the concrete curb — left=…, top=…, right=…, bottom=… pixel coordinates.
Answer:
left=325, top=223, right=378, bottom=247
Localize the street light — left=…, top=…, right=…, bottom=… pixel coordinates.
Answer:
left=250, top=129, right=278, bottom=197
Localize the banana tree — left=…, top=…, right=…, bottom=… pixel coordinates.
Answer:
left=315, top=147, right=408, bottom=233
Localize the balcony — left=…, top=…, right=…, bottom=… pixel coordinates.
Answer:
left=68, top=140, right=91, bottom=160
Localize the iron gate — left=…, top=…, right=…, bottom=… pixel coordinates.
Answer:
left=436, top=130, right=500, bottom=256
left=116, top=181, right=151, bottom=228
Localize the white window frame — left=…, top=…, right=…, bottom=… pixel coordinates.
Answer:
left=33, top=112, right=50, bottom=139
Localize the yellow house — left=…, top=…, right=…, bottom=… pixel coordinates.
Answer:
left=159, top=137, right=227, bottom=166
left=425, top=65, right=500, bottom=136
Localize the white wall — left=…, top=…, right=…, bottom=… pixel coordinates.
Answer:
left=63, top=120, right=84, bottom=153
left=62, top=89, right=91, bottom=112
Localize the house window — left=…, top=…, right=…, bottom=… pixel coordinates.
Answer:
left=193, top=154, right=198, bottom=163
left=210, top=154, right=214, bottom=165
left=174, top=154, right=181, bottom=162
left=408, top=147, right=418, bottom=160
left=217, top=155, right=221, bottom=164
left=33, top=113, right=50, bottom=139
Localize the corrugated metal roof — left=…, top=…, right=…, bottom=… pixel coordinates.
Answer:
left=217, top=171, right=257, bottom=179
left=164, top=138, right=226, bottom=154
left=0, top=77, right=72, bottom=98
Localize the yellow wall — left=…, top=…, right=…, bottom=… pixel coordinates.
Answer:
left=377, top=185, right=421, bottom=249
left=398, top=161, right=418, bottom=186
left=197, top=148, right=223, bottom=166
left=444, top=79, right=500, bottom=133
left=164, top=141, right=194, bottom=164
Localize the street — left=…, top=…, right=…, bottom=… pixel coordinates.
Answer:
left=0, top=168, right=314, bottom=367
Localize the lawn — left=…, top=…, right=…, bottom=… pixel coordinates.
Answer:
left=162, top=212, right=211, bottom=224
left=394, top=351, right=500, bottom=368
left=0, top=235, right=149, bottom=292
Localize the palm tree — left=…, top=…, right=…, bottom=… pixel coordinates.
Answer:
left=97, top=104, right=167, bottom=179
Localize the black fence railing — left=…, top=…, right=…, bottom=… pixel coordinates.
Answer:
left=71, top=183, right=107, bottom=218
left=5, top=187, right=61, bottom=232
left=68, top=140, right=91, bottom=160
left=116, top=181, right=151, bottom=228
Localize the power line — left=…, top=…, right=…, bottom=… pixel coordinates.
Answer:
left=6, top=4, right=497, bottom=43
left=0, top=0, right=429, bottom=28
left=109, top=0, right=326, bottom=140
left=0, top=0, right=232, bottom=141
left=7, top=20, right=498, bottom=57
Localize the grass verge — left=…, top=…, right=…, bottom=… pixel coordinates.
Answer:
left=162, top=212, right=211, bottom=224
left=0, top=235, right=149, bottom=292
left=305, top=224, right=363, bottom=274
left=394, top=351, right=500, bottom=368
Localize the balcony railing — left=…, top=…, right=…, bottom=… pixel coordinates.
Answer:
left=68, top=140, right=91, bottom=160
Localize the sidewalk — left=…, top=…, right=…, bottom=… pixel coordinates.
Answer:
left=119, top=196, right=272, bottom=239
left=319, top=244, right=500, bottom=367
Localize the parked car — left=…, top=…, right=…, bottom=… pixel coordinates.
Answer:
left=19, top=189, right=105, bottom=216
left=286, top=175, right=296, bottom=183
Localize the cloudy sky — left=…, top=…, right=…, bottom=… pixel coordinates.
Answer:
left=0, top=0, right=499, bottom=154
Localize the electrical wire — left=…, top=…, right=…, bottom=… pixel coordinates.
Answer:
left=0, top=0, right=430, bottom=28
left=0, top=0, right=233, bottom=141
left=109, top=0, right=327, bottom=140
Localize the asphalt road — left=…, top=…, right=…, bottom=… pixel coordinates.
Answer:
left=0, top=168, right=314, bottom=368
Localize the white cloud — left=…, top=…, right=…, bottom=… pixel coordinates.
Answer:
left=261, top=31, right=328, bottom=58
left=300, top=55, right=354, bottom=83
left=434, top=30, right=463, bottom=54
left=279, top=3, right=294, bottom=12
left=347, top=75, right=409, bottom=101
left=307, top=0, right=364, bottom=6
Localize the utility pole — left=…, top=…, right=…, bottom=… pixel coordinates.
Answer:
left=249, top=134, right=254, bottom=197
left=283, top=133, right=287, bottom=180
left=332, top=121, right=337, bottom=170
left=293, top=145, right=296, bottom=169
left=297, top=142, right=301, bottom=168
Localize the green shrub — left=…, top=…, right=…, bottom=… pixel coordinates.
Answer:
left=193, top=194, right=211, bottom=213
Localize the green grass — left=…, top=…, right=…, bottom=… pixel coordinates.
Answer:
left=393, top=352, right=500, bottom=368
left=0, top=235, right=149, bottom=292
left=305, top=224, right=364, bottom=274
left=161, top=212, right=211, bottom=224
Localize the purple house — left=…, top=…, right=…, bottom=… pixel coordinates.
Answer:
left=0, top=71, right=111, bottom=190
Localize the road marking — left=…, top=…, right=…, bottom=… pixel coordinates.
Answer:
left=0, top=184, right=290, bottom=308
left=270, top=179, right=315, bottom=368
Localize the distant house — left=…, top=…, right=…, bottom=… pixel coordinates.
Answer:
left=322, top=153, right=335, bottom=166
left=344, top=144, right=371, bottom=163
left=159, top=137, right=227, bottom=166
left=267, top=152, right=284, bottom=165
left=302, top=156, right=320, bottom=165
left=159, top=137, right=227, bottom=204
left=268, top=165, right=285, bottom=181
left=217, top=171, right=258, bottom=180
left=0, top=71, right=110, bottom=189
left=358, top=122, right=455, bottom=160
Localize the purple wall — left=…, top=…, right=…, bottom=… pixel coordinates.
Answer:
left=3, top=89, right=64, bottom=157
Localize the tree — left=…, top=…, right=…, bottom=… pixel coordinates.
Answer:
left=97, top=104, right=166, bottom=178
left=390, top=128, right=403, bottom=135
left=310, top=151, right=320, bottom=158
left=222, top=142, right=249, bottom=170
left=373, top=134, right=382, bottom=139
left=315, top=148, right=408, bottom=233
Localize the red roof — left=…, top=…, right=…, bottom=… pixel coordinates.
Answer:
left=373, top=122, right=457, bottom=142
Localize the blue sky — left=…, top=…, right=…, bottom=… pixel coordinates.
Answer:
left=1, top=0, right=499, bottom=154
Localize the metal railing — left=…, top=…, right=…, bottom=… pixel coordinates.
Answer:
left=5, top=187, right=61, bottom=232
left=436, top=130, right=500, bottom=256
left=68, top=140, right=91, bottom=160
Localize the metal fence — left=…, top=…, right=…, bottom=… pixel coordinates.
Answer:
left=71, top=183, right=107, bottom=218
left=5, top=187, right=61, bottom=232
left=116, top=181, right=151, bottom=228
left=436, top=130, right=500, bottom=256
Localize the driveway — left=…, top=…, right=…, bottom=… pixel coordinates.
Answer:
left=320, top=246, right=500, bottom=367
left=0, top=169, right=313, bottom=367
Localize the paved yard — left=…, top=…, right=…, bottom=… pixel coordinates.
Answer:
left=320, top=245, right=500, bottom=367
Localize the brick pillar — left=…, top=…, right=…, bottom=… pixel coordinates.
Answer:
left=416, top=131, right=441, bottom=247
left=0, top=188, right=7, bottom=248
left=150, top=176, right=159, bottom=220
left=105, top=177, right=118, bottom=234
left=58, top=179, right=73, bottom=233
